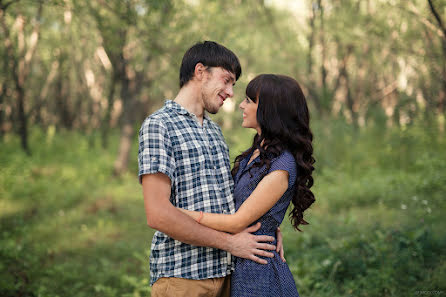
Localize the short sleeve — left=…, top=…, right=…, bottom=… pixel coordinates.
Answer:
left=268, top=151, right=297, bottom=189
left=138, top=117, right=175, bottom=184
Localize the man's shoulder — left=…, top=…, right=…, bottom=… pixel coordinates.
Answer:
left=147, top=104, right=174, bottom=121
left=141, top=104, right=178, bottom=129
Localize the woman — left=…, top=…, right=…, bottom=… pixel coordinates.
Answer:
left=179, top=74, right=315, bottom=297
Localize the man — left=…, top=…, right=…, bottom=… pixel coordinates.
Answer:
left=138, top=41, right=277, bottom=297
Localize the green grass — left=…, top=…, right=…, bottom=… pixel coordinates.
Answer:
left=1, top=121, right=445, bottom=296
left=0, top=129, right=151, bottom=297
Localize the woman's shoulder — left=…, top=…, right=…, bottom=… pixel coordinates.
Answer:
left=280, top=150, right=294, bottom=160
left=276, top=150, right=295, bottom=164
left=269, top=150, right=297, bottom=173
left=267, top=150, right=297, bottom=188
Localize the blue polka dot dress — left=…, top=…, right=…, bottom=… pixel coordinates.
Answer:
left=231, top=150, right=299, bottom=297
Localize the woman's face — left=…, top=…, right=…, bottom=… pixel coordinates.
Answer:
left=239, top=96, right=260, bottom=134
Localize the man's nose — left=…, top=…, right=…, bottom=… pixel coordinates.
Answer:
left=226, top=85, right=234, bottom=98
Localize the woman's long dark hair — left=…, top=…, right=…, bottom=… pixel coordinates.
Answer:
left=231, top=74, right=315, bottom=231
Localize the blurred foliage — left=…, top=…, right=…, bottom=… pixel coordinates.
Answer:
left=1, top=121, right=445, bottom=296
left=1, top=0, right=446, bottom=296
left=1, top=0, right=446, bottom=153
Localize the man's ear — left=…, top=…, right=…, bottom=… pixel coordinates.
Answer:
left=193, top=63, right=207, bottom=81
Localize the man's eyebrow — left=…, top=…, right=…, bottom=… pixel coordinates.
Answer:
left=222, top=69, right=236, bottom=81
left=225, top=73, right=236, bottom=83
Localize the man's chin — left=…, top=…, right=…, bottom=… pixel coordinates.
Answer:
left=205, top=105, right=220, bottom=114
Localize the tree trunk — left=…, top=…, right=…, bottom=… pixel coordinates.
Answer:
left=440, top=40, right=446, bottom=134
left=101, top=71, right=118, bottom=148
left=307, top=1, right=316, bottom=77
left=113, top=121, right=134, bottom=176
left=0, top=7, right=10, bottom=140
left=0, top=83, right=5, bottom=141
left=427, top=0, right=446, bottom=133
left=318, top=0, right=327, bottom=91
left=306, top=1, right=322, bottom=114
left=113, top=61, right=133, bottom=176
left=55, top=67, right=73, bottom=129
left=439, top=40, right=446, bottom=116
left=338, top=46, right=358, bottom=128
left=344, top=70, right=358, bottom=129
left=113, top=52, right=147, bottom=176
left=2, top=3, right=42, bottom=153
left=16, top=84, right=29, bottom=154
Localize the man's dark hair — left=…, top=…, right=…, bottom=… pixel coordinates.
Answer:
left=179, top=41, right=242, bottom=88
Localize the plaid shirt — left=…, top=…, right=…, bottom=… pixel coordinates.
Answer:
left=138, top=100, right=236, bottom=285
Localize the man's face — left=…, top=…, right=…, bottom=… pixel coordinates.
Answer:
left=201, top=67, right=236, bottom=114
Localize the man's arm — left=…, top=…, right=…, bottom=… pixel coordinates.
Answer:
left=142, top=173, right=276, bottom=264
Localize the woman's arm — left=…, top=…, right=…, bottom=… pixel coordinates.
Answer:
left=177, top=170, right=289, bottom=233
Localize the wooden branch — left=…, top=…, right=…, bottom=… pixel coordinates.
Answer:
left=0, top=9, right=19, bottom=86
left=428, top=0, right=446, bottom=40
left=40, top=60, right=59, bottom=99
left=257, top=0, right=285, bottom=45
left=0, top=0, right=17, bottom=12
left=405, top=2, right=444, bottom=39
left=368, top=81, right=398, bottom=107
left=96, top=0, right=133, bottom=25
left=16, top=15, right=25, bottom=60
left=95, top=46, right=112, bottom=70
left=96, top=0, right=120, bottom=17
left=17, top=2, right=42, bottom=85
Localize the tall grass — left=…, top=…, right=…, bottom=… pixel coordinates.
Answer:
left=0, top=120, right=445, bottom=296
left=0, top=129, right=150, bottom=297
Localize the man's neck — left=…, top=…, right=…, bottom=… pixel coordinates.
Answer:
left=174, top=85, right=205, bottom=124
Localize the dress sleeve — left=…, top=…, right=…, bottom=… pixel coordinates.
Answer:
left=138, top=117, right=176, bottom=184
left=268, top=151, right=298, bottom=189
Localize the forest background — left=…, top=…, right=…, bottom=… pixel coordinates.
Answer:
left=1, top=0, right=445, bottom=296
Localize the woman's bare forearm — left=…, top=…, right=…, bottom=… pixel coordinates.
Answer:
left=178, top=170, right=290, bottom=234
left=177, top=208, right=241, bottom=233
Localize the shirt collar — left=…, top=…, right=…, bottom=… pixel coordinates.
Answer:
left=165, top=100, right=189, bottom=115
left=165, top=100, right=211, bottom=123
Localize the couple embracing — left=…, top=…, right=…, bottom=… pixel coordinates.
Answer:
left=138, top=41, right=315, bottom=297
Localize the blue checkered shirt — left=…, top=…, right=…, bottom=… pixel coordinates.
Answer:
left=138, top=100, right=236, bottom=285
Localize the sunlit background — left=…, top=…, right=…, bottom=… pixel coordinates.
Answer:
left=1, top=0, right=445, bottom=296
